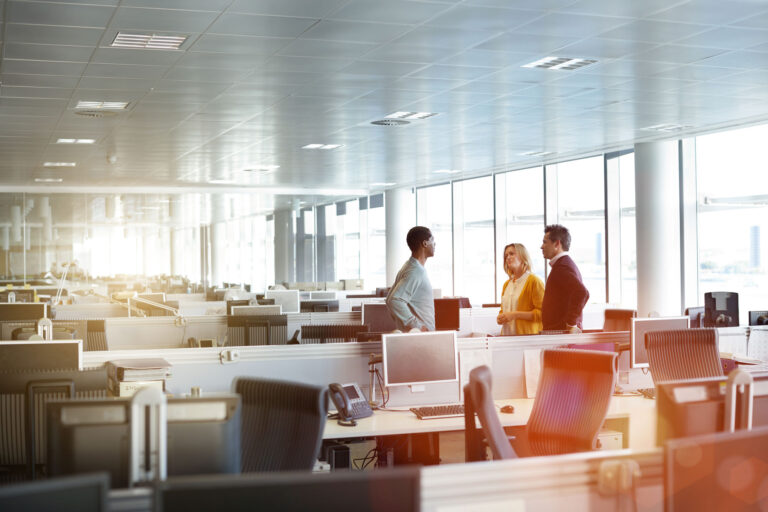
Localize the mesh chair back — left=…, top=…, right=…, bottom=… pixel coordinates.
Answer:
left=603, top=308, right=637, bottom=331
left=300, top=324, right=369, bottom=344
left=645, top=328, right=723, bottom=384
left=85, top=320, right=107, bottom=351
left=526, top=349, right=618, bottom=455
left=465, top=365, right=517, bottom=460
left=234, top=377, right=328, bottom=472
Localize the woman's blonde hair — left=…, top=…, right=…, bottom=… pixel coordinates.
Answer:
left=502, top=243, right=532, bottom=277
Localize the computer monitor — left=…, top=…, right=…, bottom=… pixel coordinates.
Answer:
left=309, top=291, right=336, bottom=300
left=47, top=395, right=241, bottom=489
left=749, top=310, right=768, bottom=326
left=0, top=302, right=47, bottom=321
left=226, top=299, right=250, bottom=315
left=0, top=472, right=109, bottom=512
left=375, top=287, right=390, bottom=297
left=0, top=289, right=35, bottom=303
left=264, top=290, right=300, bottom=314
left=704, top=291, right=739, bottom=327
left=665, top=426, right=768, bottom=512
left=362, top=303, right=397, bottom=332
left=630, top=316, right=689, bottom=369
left=656, top=372, right=768, bottom=445
left=685, top=306, right=705, bottom=328
left=0, top=340, right=82, bottom=371
left=156, top=468, right=419, bottom=512
left=434, top=298, right=460, bottom=331
left=255, top=298, right=275, bottom=306
left=299, top=299, right=339, bottom=313
left=231, top=305, right=282, bottom=316
left=382, top=331, right=458, bottom=387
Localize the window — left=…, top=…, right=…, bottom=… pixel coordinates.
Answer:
left=695, top=124, right=768, bottom=324
left=361, top=195, right=386, bottom=289
left=606, top=151, right=637, bottom=308
left=416, top=184, right=453, bottom=296
left=495, top=166, right=545, bottom=300
left=454, top=176, right=495, bottom=305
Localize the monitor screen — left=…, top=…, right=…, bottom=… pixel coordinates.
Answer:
left=704, top=291, right=739, bottom=327
left=685, top=306, right=705, bottom=328
left=665, top=426, right=768, bottom=512
left=299, top=300, right=339, bottom=313
left=226, top=299, right=250, bottom=315
left=156, top=468, right=419, bottom=512
left=362, top=303, right=396, bottom=333
left=749, top=310, right=768, bottom=326
left=0, top=340, right=82, bottom=371
left=382, top=331, right=458, bottom=387
left=630, top=316, right=689, bottom=369
left=264, top=290, right=300, bottom=314
left=47, top=395, right=241, bottom=488
left=0, top=473, right=109, bottom=512
left=0, top=302, right=47, bottom=321
left=434, top=298, right=460, bottom=331
left=231, top=305, right=282, bottom=316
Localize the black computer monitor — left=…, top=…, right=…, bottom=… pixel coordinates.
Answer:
left=47, top=395, right=241, bottom=488
left=299, top=299, right=339, bottom=313
left=629, top=316, right=689, bottom=369
left=434, top=298, right=460, bottom=331
left=0, top=472, right=109, bottom=512
left=0, top=340, right=82, bottom=371
left=749, top=310, right=768, bottom=326
left=156, top=468, right=419, bottom=512
left=0, top=302, right=47, bottom=321
left=382, top=331, right=458, bottom=387
left=704, top=291, right=739, bottom=327
left=362, top=303, right=397, bottom=332
left=665, top=425, right=768, bottom=512
left=656, top=372, right=768, bottom=445
left=684, top=306, right=705, bottom=328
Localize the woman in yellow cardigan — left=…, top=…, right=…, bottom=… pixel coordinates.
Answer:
left=496, top=243, right=544, bottom=335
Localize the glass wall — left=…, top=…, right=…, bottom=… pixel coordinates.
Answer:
left=416, top=183, right=454, bottom=297
left=454, top=176, right=495, bottom=305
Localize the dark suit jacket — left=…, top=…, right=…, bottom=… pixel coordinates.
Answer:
left=541, top=255, right=590, bottom=330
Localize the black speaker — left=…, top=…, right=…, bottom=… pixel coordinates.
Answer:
left=326, top=444, right=350, bottom=470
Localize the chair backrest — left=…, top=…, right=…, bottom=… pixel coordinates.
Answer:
left=603, top=308, right=637, bottom=331
left=526, top=349, right=618, bottom=454
left=464, top=365, right=517, bottom=461
left=234, top=377, right=328, bottom=472
left=300, top=324, right=369, bottom=344
left=645, top=328, right=723, bottom=384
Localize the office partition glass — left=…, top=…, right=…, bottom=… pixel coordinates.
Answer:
left=547, top=156, right=606, bottom=303
left=495, top=166, right=545, bottom=301
left=695, top=124, right=768, bottom=324
left=416, top=183, right=453, bottom=297
left=453, top=176, right=495, bottom=305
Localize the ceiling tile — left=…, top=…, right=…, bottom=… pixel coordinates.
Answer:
left=91, top=47, right=184, bottom=66
left=7, top=1, right=115, bottom=27
left=677, top=26, right=768, bottom=50
left=277, top=39, right=377, bottom=59
left=474, top=32, right=580, bottom=54
left=5, top=23, right=105, bottom=45
left=633, top=44, right=726, bottom=64
left=652, top=0, right=768, bottom=25
left=300, top=20, right=411, bottom=44
left=515, top=12, right=629, bottom=39
left=364, top=43, right=459, bottom=64
left=556, top=0, right=671, bottom=17
left=110, top=7, right=220, bottom=32
left=395, top=25, right=502, bottom=49
left=328, top=0, right=449, bottom=24
left=426, top=5, right=542, bottom=32
left=3, top=42, right=95, bottom=62
left=228, top=0, right=346, bottom=17
left=599, top=19, right=711, bottom=44
left=85, top=62, right=167, bottom=79
left=189, top=34, right=293, bottom=55
left=209, top=13, right=318, bottom=37
left=1, top=59, right=88, bottom=76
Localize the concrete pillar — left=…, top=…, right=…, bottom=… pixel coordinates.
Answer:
left=273, top=209, right=296, bottom=285
left=634, top=141, right=682, bottom=317
left=385, top=187, right=416, bottom=286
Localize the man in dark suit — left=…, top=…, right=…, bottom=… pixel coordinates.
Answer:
left=540, top=224, right=589, bottom=333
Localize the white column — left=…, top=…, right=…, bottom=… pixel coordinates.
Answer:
left=170, top=201, right=184, bottom=276
left=210, top=195, right=227, bottom=287
left=385, top=187, right=416, bottom=286
left=273, top=209, right=296, bottom=285
left=634, top=141, right=682, bottom=317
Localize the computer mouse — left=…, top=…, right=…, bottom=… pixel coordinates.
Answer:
left=500, top=405, right=515, bottom=414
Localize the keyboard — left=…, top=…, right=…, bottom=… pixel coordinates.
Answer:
left=637, top=388, right=656, bottom=400
left=410, top=404, right=465, bottom=420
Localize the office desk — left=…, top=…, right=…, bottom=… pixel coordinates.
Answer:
left=324, top=395, right=657, bottom=451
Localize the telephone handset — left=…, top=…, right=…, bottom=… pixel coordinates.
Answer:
left=328, top=382, right=373, bottom=427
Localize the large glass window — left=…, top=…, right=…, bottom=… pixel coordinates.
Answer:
left=695, top=124, right=768, bottom=324
left=416, top=184, right=453, bottom=296
left=495, top=166, right=545, bottom=300
left=336, top=199, right=360, bottom=280
left=361, top=195, right=386, bottom=290
left=606, top=152, right=637, bottom=308
left=547, top=156, right=606, bottom=304
left=454, top=176, right=495, bottom=305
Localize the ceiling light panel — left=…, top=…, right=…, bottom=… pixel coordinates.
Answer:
left=35, top=178, right=64, bottom=183
left=56, top=138, right=95, bottom=144
left=75, top=101, right=129, bottom=110
left=302, top=144, right=343, bottom=150
left=522, top=56, right=598, bottom=70
left=111, top=32, right=188, bottom=50
left=385, top=111, right=439, bottom=120
left=43, top=162, right=76, bottom=167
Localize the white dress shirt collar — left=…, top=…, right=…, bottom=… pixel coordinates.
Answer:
left=548, top=251, right=569, bottom=267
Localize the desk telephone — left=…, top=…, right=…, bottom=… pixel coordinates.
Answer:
left=328, top=382, right=373, bottom=426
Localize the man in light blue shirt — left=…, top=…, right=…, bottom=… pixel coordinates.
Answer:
left=386, top=226, right=436, bottom=332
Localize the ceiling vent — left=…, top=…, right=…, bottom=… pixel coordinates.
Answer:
left=75, top=110, right=119, bottom=118
left=371, top=119, right=410, bottom=126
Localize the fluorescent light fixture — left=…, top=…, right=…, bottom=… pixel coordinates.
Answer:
left=209, top=179, right=236, bottom=185
left=371, top=182, right=396, bottom=187
left=433, top=169, right=461, bottom=174
left=243, top=165, right=280, bottom=173
left=641, top=123, right=693, bottom=133
left=522, top=56, right=597, bottom=71
left=56, top=138, right=95, bottom=144
left=75, top=101, right=129, bottom=110
left=43, top=162, right=76, bottom=167
left=519, top=151, right=555, bottom=157
left=385, top=111, right=439, bottom=120
left=111, top=32, right=187, bottom=50
left=35, top=178, right=63, bottom=183
left=302, top=144, right=343, bottom=150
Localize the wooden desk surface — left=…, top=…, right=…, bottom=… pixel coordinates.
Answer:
left=324, top=395, right=657, bottom=450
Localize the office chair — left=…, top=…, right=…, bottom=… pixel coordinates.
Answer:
left=603, top=308, right=637, bottom=332
left=300, top=324, right=369, bottom=344
left=465, top=349, right=618, bottom=460
left=645, top=328, right=723, bottom=383
left=234, top=377, right=328, bottom=472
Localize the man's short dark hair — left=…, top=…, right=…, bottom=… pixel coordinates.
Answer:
left=544, top=224, right=571, bottom=251
left=406, top=226, right=432, bottom=252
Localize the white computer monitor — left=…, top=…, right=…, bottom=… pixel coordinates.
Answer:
left=264, top=290, right=300, bottom=314
left=630, top=316, right=689, bottom=369
left=231, top=305, right=282, bottom=316
left=382, top=331, right=458, bottom=388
